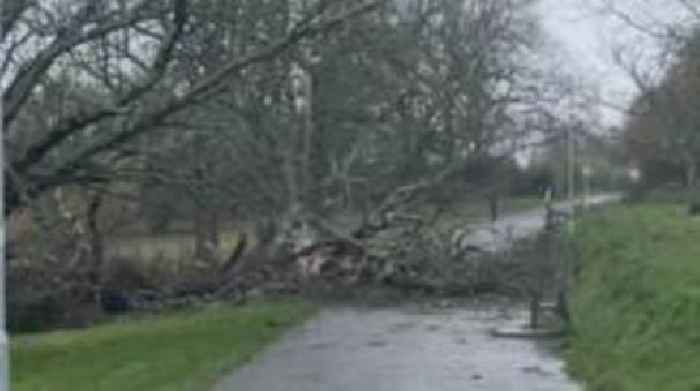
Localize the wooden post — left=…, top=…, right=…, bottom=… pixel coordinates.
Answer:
left=529, top=294, right=540, bottom=329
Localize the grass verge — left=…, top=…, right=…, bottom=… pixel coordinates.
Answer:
left=569, top=204, right=700, bottom=391
left=12, top=300, right=317, bottom=391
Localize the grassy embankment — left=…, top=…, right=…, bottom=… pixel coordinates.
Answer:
left=12, top=300, right=316, bottom=391
left=569, top=204, right=700, bottom=391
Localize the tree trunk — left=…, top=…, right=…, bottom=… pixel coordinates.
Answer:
left=86, top=192, right=105, bottom=311
left=303, top=70, right=315, bottom=207
left=684, top=153, right=700, bottom=215
left=207, top=209, right=219, bottom=249
left=685, top=155, right=697, bottom=189
left=555, top=290, right=570, bottom=324
left=529, top=295, right=540, bottom=329
left=194, top=205, right=208, bottom=259
left=195, top=205, right=220, bottom=259
left=5, top=170, right=29, bottom=217
left=87, top=193, right=104, bottom=277
left=488, top=193, right=499, bottom=222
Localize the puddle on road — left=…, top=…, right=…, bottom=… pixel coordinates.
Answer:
left=454, top=337, right=468, bottom=345
left=308, top=342, right=336, bottom=351
left=388, top=321, right=417, bottom=333
left=367, top=340, right=389, bottom=348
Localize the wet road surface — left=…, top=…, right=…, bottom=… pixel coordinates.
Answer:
left=457, top=194, right=621, bottom=252
left=214, top=196, right=621, bottom=390
left=214, top=305, right=581, bottom=391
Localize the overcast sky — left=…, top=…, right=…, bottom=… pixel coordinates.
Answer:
left=537, top=0, right=639, bottom=126
left=537, top=0, right=697, bottom=127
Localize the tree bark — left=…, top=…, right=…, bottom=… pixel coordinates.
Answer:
left=529, top=295, right=540, bottom=329
left=207, top=209, right=220, bottom=249
left=488, top=193, right=499, bottom=222
left=683, top=152, right=700, bottom=215
left=4, top=182, right=21, bottom=218
left=194, top=205, right=220, bottom=259
left=194, top=206, right=207, bottom=259
left=685, top=154, right=697, bottom=189
left=86, top=191, right=105, bottom=311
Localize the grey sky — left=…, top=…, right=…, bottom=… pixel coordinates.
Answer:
left=537, top=0, right=695, bottom=128
left=542, top=0, right=700, bottom=128
left=538, top=0, right=638, bottom=126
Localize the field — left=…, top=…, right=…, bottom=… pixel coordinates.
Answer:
left=107, top=229, right=247, bottom=263
left=12, top=300, right=317, bottom=391
left=106, top=196, right=544, bottom=263
left=568, top=204, right=700, bottom=391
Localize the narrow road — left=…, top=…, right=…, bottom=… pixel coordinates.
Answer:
left=458, top=194, right=621, bottom=252
left=214, top=305, right=579, bottom=391
left=214, top=195, right=619, bottom=390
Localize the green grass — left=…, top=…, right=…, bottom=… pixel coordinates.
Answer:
left=12, top=300, right=317, bottom=391
left=568, top=204, right=700, bottom=391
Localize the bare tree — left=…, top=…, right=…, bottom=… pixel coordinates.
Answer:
left=596, top=1, right=700, bottom=202
left=1, top=0, right=385, bottom=216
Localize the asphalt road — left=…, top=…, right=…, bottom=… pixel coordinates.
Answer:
left=214, top=305, right=581, bottom=391
left=455, top=194, right=621, bottom=252
left=213, top=194, right=620, bottom=390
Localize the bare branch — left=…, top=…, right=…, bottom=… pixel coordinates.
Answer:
left=13, top=0, right=188, bottom=173
left=0, top=28, right=32, bottom=77
left=2, top=0, right=157, bottom=127
left=0, top=0, right=31, bottom=43
left=58, top=0, right=386, bottom=170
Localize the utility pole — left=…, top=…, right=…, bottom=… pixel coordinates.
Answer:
left=0, top=35, right=9, bottom=389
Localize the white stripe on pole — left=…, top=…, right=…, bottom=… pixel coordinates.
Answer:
left=0, top=1, right=10, bottom=385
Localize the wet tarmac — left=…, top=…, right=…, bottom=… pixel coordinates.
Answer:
left=214, top=305, right=581, bottom=391
left=214, top=196, right=621, bottom=390
left=457, top=194, right=621, bottom=252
